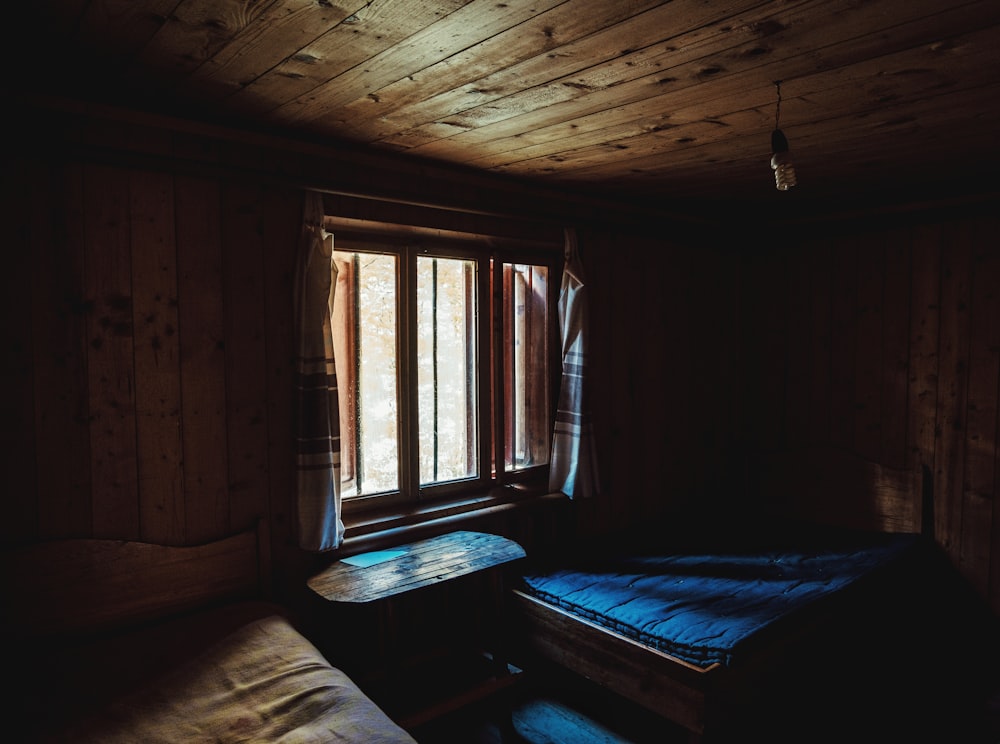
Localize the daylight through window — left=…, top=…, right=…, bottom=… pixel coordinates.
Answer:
left=330, top=234, right=556, bottom=511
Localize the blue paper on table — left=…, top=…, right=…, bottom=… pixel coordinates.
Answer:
left=341, top=549, right=407, bottom=568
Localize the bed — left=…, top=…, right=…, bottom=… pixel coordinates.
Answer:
left=1, top=520, right=417, bottom=744
left=512, top=448, right=996, bottom=743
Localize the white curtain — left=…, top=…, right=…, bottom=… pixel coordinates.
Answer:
left=293, top=191, right=344, bottom=551
left=549, top=227, right=599, bottom=499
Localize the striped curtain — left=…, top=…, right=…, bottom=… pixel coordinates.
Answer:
left=549, top=227, right=599, bottom=499
left=293, top=191, right=344, bottom=551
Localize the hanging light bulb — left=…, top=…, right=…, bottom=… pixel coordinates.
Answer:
left=770, top=81, right=797, bottom=190
left=771, top=130, right=797, bottom=190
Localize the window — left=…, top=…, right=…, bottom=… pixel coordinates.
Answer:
left=329, top=226, right=559, bottom=512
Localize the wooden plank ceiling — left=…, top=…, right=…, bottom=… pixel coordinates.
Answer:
left=21, top=0, right=1000, bottom=216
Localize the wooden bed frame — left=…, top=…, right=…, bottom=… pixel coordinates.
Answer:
left=2, top=520, right=424, bottom=744
left=510, top=448, right=932, bottom=743
left=2, top=520, right=270, bottom=639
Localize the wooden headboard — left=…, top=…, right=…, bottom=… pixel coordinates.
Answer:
left=754, top=447, right=930, bottom=535
left=1, top=520, right=270, bottom=639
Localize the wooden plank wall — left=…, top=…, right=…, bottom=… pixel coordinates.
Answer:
left=744, top=204, right=1000, bottom=615
left=7, top=99, right=995, bottom=618
left=2, top=104, right=741, bottom=601
left=6, top=157, right=300, bottom=551
left=571, top=228, right=744, bottom=536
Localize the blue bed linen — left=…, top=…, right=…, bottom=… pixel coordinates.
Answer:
left=519, top=530, right=922, bottom=669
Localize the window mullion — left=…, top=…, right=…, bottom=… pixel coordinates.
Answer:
left=476, top=254, right=493, bottom=487
left=491, top=257, right=505, bottom=485
left=400, top=246, right=420, bottom=500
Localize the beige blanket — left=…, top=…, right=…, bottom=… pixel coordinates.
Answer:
left=36, top=609, right=415, bottom=744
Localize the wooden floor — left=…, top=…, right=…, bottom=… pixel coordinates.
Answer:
left=409, top=663, right=690, bottom=744
left=408, top=658, right=1000, bottom=744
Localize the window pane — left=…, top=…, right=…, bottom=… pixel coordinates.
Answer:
left=503, top=263, right=549, bottom=471
left=333, top=250, right=399, bottom=497
left=417, top=256, right=478, bottom=485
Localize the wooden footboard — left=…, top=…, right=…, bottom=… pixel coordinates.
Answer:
left=511, top=588, right=715, bottom=739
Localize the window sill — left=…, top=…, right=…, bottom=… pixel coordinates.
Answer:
left=337, top=486, right=568, bottom=558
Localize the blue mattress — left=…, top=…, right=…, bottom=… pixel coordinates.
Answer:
left=519, top=528, right=924, bottom=669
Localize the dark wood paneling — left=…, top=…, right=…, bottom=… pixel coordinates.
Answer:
left=829, top=240, right=858, bottom=450
left=690, top=247, right=737, bottom=493
left=175, top=175, right=229, bottom=543
left=4, top=159, right=38, bottom=542
left=638, top=237, right=670, bottom=524
left=785, top=250, right=812, bottom=443
left=935, top=236, right=973, bottom=560
left=84, top=164, right=139, bottom=539
left=28, top=163, right=92, bottom=540
left=757, top=250, right=788, bottom=445
left=881, top=239, right=911, bottom=471
left=130, top=168, right=183, bottom=545
left=752, top=207, right=1000, bottom=614
left=260, top=184, right=301, bottom=584
left=221, top=184, right=271, bottom=533
left=853, top=233, right=884, bottom=461
left=964, top=219, right=1000, bottom=600
left=571, top=229, right=743, bottom=539
left=906, top=225, right=942, bottom=474
left=806, top=238, right=833, bottom=444
left=610, top=235, right=641, bottom=532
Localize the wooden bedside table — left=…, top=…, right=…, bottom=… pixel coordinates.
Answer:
left=306, top=530, right=527, bottom=729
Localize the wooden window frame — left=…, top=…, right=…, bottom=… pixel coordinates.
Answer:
left=324, top=216, right=562, bottom=527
